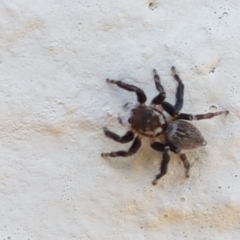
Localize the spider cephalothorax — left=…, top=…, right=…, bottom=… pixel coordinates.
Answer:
left=101, top=66, right=229, bottom=185
left=128, top=105, right=167, bottom=138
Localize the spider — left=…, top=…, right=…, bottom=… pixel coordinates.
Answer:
left=101, top=66, right=229, bottom=185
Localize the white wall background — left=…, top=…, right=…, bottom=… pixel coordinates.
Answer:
left=0, top=0, right=239, bottom=239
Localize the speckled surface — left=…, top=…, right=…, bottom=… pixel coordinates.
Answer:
left=0, top=0, right=239, bottom=239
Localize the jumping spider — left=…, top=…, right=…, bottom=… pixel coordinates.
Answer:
left=101, top=66, right=229, bottom=185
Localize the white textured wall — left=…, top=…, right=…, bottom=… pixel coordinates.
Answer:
left=0, top=0, right=239, bottom=239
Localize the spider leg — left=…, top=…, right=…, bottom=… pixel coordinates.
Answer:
left=101, top=136, right=141, bottom=157
left=171, top=66, right=184, bottom=115
left=152, top=146, right=170, bottom=185
left=162, top=101, right=175, bottom=116
left=153, top=67, right=184, bottom=116
left=151, top=69, right=166, bottom=105
left=103, top=127, right=134, bottom=143
left=177, top=110, right=229, bottom=120
left=106, top=79, right=147, bottom=104
left=179, top=153, right=190, bottom=178
left=150, top=142, right=180, bottom=153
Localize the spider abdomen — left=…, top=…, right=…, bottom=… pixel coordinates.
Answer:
left=166, top=120, right=206, bottom=150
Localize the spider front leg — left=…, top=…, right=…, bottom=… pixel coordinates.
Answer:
left=106, top=79, right=147, bottom=104
left=161, top=66, right=184, bottom=116
left=101, top=136, right=141, bottom=157
left=177, top=110, right=229, bottom=121
left=172, top=66, right=184, bottom=114
left=151, top=69, right=166, bottom=105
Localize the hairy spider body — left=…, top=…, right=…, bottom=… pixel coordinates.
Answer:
left=129, top=105, right=166, bottom=138
left=166, top=120, right=206, bottom=150
left=102, top=67, right=228, bottom=185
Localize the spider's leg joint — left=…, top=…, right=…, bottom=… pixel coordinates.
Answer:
left=164, top=146, right=170, bottom=151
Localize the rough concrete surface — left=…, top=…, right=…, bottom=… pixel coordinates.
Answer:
left=0, top=0, right=239, bottom=239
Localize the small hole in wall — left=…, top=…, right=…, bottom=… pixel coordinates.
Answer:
left=181, top=197, right=185, bottom=202
left=209, top=105, right=218, bottom=111
left=163, top=214, right=168, bottom=218
left=148, top=1, right=158, bottom=10
left=209, top=67, right=216, bottom=73
left=219, top=12, right=228, bottom=19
